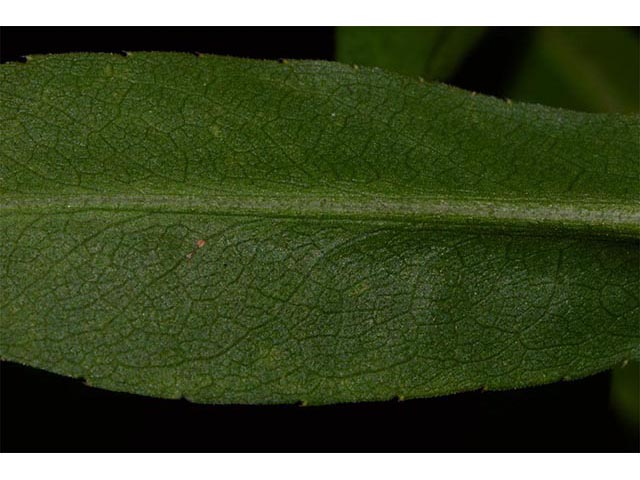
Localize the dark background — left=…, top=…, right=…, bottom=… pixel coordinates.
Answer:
left=0, top=27, right=637, bottom=452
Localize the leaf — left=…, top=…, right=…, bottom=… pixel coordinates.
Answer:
left=505, top=27, right=640, bottom=425
left=0, top=53, right=638, bottom=405
left=336, top=26, right=486, bottom=80
left=610, top=361, right=640, bottom=430
left=507, top=27, right=640, bottom=113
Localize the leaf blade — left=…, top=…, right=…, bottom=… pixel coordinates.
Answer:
left=1, top=53, right=638, bottom=404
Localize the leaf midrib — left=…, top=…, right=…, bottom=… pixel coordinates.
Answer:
left=2, top=193, right=638, bottom=237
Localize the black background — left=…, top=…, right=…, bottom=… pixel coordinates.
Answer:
left=0, top=27, right=637, bottom=452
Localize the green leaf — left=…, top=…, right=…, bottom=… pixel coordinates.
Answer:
left=1, top=53, right=638, bottom=405
left=505, top=28, right=640, bottom=424
left=610, top=361, right=640, bottom=431
left=336, top=26, right=486, bottom=80
left=507, top=27, right=640, bottom=113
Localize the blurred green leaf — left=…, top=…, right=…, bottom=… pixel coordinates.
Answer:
left=610, top=361, right=639, bottom=431
left=336, top=27, right=486, bottom=80
left=507, top=27, right=639, bottom=113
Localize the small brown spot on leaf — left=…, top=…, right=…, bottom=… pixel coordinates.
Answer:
left=186, top=239, right=206, bottom=260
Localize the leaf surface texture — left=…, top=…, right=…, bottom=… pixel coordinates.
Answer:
left=1, top=53, right=638, bottom=404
